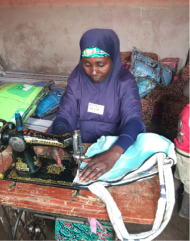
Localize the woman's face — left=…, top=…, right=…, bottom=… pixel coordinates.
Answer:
left=82, top=56, right=112, bottom=83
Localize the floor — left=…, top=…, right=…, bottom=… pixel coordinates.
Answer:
left=0, top=113, right=189, bottom=240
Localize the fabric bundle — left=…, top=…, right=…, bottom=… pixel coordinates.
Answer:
left=129, top=48, right=173, bottom=98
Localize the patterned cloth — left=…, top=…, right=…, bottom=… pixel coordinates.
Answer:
left=55, top=220, right=114, bottom=241
left=82, top=46, right=110, bottom=58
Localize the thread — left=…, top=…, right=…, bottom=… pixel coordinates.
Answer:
left=15, top=113, right=23, bottom=130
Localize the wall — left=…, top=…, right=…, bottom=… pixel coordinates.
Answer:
left=0, top=0, right=189, bottom=75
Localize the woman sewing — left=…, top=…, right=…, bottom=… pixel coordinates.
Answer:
left=49, top=28, right=145, bottom=183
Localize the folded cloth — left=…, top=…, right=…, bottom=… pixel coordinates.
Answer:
left=0, top=82, right=49, bottom=125
left=24, top=117, right=53, bottom=132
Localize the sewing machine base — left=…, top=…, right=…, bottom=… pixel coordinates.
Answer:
left=3, top=156, right=79, bottom=190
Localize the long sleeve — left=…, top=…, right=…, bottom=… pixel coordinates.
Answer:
left=113, top=69, right=146, bottom=152
left=114, top=118, right=145, bottom=152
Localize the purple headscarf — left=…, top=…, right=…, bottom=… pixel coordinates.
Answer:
left=53, top=29, right=144, bottom=143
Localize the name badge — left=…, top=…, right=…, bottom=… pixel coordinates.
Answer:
left=87, top=103, right=105, bottom=115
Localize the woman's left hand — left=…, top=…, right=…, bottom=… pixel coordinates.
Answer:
left=79, top=145, right=123, bottom=182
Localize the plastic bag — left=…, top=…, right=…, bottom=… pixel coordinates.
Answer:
left=130, top=47, right=172, bottom=87
left=135, top=77, right=157, bottom=98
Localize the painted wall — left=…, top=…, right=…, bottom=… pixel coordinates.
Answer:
left=0, top=0, right=189, bottom=75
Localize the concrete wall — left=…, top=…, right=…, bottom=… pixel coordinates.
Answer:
left=0, top=0, right=189, bottom=75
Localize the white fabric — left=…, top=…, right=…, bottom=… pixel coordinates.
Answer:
left=88, top=153, right=175, bottom=241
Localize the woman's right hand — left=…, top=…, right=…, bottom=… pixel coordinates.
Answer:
left=52, top=147, right=62, bottom=166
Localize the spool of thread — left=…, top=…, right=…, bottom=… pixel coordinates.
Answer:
left=15, top=113, right=23, bottom=130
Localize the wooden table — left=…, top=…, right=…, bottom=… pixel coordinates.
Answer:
left=0, top=146, right=160, bottom=225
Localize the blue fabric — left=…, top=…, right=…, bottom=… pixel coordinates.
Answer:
left=33, top=82, right=50, bottom=87
left=33, top=82, right=63, bottom=117
left=35, top=88, right=62, bottom=117
left=131, top=60, right=160, bottom=81
left=130, top=48, right=172, bottom=88
left=159, top=62, right=173, bottom=87
left=50, top=29, right=145, bottom=150
left=73, top=133, right=174, bottom=186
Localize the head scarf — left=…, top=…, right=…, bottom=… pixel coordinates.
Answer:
left=82, top=46, right=110, bottom=58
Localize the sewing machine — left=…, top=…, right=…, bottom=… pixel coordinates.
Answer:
left=0, top=119, right=86, bottom=188
left=0, top=119, right=162, bottom=230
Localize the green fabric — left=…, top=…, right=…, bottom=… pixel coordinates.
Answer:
left=0, top=82, right=49, bottom=125
left=82, top=47, right=110, bottom=58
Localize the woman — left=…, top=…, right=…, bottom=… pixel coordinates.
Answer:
left=49, top=28, right=145, bottom=182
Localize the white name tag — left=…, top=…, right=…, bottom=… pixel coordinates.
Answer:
left=87, top=103, right=105, bottom=115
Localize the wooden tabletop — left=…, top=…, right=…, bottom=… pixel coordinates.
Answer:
left=0, top=146, right=160, bottom=225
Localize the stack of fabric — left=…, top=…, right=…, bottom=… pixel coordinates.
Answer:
left=0, top=81, right=65, bottom=126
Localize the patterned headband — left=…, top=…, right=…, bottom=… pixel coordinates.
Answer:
left=82, top=46, right=110, bottom=58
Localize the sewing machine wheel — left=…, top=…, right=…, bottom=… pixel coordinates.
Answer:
left=0, top=119, right=16, bottom=152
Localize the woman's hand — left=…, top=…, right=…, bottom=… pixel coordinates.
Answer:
left=79, top=145, right=123, bottom=182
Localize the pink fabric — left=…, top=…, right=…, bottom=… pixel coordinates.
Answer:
left=173, top=74, right=179, bottom=81
left=88, top=218, right=103, bottom=234
left=174, top=104, right=190, bottom=153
